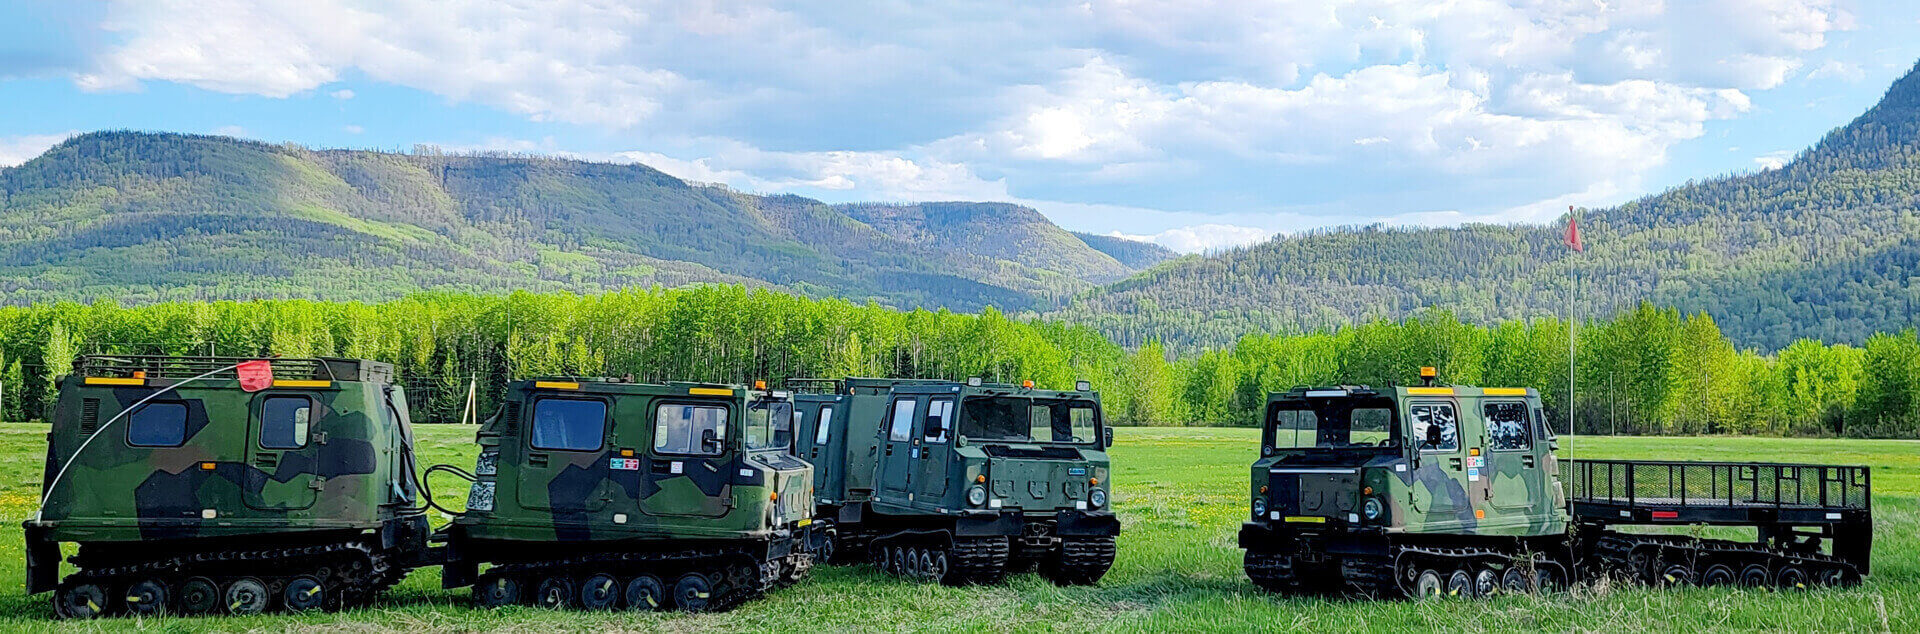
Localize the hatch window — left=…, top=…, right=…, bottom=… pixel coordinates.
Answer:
left=260, top=396, right=313, bottom=449
left=924, top=399, right=953, bottom=443
left=746, top=399, right=794, bottom=451
left=1484, top=402, right=1532, bottom=451
left=655, top=403, right=728, bottom=455
left=126, top=402, right=188, bottom=447
left=1410, top=403, right=1458, bottom=452
left=887, top=398, right=918, bottom=441
left=814, top=406, right=835, bottom=446
left=529, top=397, right=606, bottom=452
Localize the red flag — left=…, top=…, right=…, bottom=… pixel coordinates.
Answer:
left=1564, top=206, right=1583, bottom=252
left=237, top=360, right=274, bottom=392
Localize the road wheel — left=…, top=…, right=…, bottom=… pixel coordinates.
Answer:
left=672, top=572, right=713, bottom=612
left=533, top=575, right=574, bottom=609
left=1472, top=567, right=1499, bottom=597
left=223, top=577, right=271, bottom=615
left=1413, top=569, right=1444, bottom=599
left=1815, top=567, right=1859, bottom=588
left=1445, top=570, right=1474, bottom=598
left=1501, top=567, right=1536, bottom=595
left=1658, top=563, right=1695, bottom=587
left=179, top=577, right=220, bottom=615
left=928, top=551, right=951, bottom=583
left=282, top=576, right=326, bottom=612
left=1701, top=564, right=1737, bottom=586
left=890, top=546, right=909, bottom=577
left=474, top=573, right=521, bottom=608
left=876, top=545, right=893, bottom=574
left=123, top=578, right=169, bottom=616
left=903, top=547, right=923, bottom=579
left=55, top=580, right=111, bottom=619
left=623, top=574, right=665, bottom=611
left=1775, top=564, right=1809, bottom=590
left=578, top=573, right=619, bottom=610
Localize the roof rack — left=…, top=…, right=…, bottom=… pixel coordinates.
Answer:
left=78, top=355, right=392, bottom=384
left=785, top=378, right=843, bottom=395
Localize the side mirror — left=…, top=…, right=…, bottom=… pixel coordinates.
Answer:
left=700, top=429, right=721, bottom=453
left=1103, top=428, right=1114, bottom=449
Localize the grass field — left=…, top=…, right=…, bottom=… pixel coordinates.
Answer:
left=0, top=424, right=1912, bottom=632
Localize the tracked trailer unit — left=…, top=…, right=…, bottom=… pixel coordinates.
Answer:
left=1238, top=373, right=1872, bottom=598
left=440, top=378, right=819, bottom=612
left=25, top=356, right=430, bottom=618
left=792, top=378, right=1118, bottom=586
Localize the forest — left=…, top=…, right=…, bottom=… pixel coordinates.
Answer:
left=0, top=286, right=1912, bottom=438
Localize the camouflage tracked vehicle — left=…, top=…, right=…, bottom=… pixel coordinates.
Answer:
left=792, top=378, right=1118, bottom=585
left=1240, top=370, right=1872, bottom=598
left=24, top=356, right=430, bottom=618
left=441, top=378, right=819, bottom=612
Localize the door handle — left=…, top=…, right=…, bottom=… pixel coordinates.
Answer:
left=252, top=452, right=278, bottom=468
left=1523, top=455, right=1536, bottom=468
left=1448, top=458, right=1462, bottom=470
left=528, top=452, right=550, bottom=467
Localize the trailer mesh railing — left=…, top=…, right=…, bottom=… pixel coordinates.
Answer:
left=79, top=355, right=345, bottom=382
left=1566, top=459, right=1869, bottom=510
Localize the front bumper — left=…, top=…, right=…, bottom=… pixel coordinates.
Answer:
left=953, top=509, right=1120, bottom=537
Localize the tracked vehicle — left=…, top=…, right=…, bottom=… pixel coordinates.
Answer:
left=1239, top=371, right=1872, bottom=598
left=441, top=378, right=819, bottom=612
left=792, top=378, right=1118, bottom=585
left=25, top=356, right=430, bottom=618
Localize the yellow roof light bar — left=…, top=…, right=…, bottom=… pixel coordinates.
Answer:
left=1483, top=388, right=1529, bottom=396
left=84, top=377, right=146, bottom=386
left=273, top=380, right=332, bottom=389
left=533, top=381, right=580, bottom=390
left=1406, top=387, right=1454, bottom=396
left=688, top=387, right=734, bottom=396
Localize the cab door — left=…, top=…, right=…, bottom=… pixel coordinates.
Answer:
left=876, top=396, right=921, bottom=505
left=1481, top=399, right=1544, bottom=517
left=517, top=394, right=613, bottom=514
left=641, top=399, right=734, bottom=518
left=914, top=398, right=955, bottom=508
left=244, top=392, right=323, bottom=511
left=1405, top=399, right=1468, bottom=520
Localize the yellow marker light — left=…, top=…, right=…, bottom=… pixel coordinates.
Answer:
left=131, top=370, right=147, bottom=379
left=1406, top=387, right=1454, bottom=396
left=1419, top=366, right=1437, bottom=378
left=1484, top=387, right=1528, bottom=396
left=273, top=379, right=332, bottom=388
left=689, top=387, right=733, bottom=396
left=770, top=491, right=779, bottom=501
left=533, top=381, right=579, bottom=390
left=976, top=475, right=986, bottom=483
left=797, top=518, right=812, bottom=527
left=1284, top=516, right=1327, bottom=524
left=754, top=380, right=768, bottom=390
left=1022, top=380, right=1035, bottom=388
left=1469, top=448, right=1481, bottom=457
left=1475, top=509, right=1486, bottom=519
left=1089, top=478, right=1098, bottom=486
left=84, top=377, right=145, bottom=386
left=1363, top=486, right=1373, bottom=495
left=620, top=449, right=634, bottom=457
left=199, top=462, right=217, bottom=471
left=1259, top=485, right=1268, bottom=494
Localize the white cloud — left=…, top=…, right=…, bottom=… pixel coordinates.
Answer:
left=1111, top=224, right=1274, bottom=253
left=211, top=125, right=247, bottom=137
left=1805, top=60, right=1865, bottom=82
left=330, top=89, right=355, bottom=99
left=1755, top=150, right=1797, bottom=170
left=0, top=133, right=73, bottom=168
left=342, top=124, right=364, bottom=134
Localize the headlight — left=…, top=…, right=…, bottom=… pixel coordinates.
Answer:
left=1088, top=488, right=1107, bottom=508
left=1252, top=498, right=1267, bottom=517
left=967, top=485, right=988, bottom=506
left=1362, top=496, right=1384, bottom=521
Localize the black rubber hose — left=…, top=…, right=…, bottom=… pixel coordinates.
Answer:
left=418, top=463, right=476, bottom=518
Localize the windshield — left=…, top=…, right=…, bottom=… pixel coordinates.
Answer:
left=745, top=398, right=793, bottom=451
left=1266, top=397, right=1397, bottom=450
left=958, top=396, right=1100, bottom=444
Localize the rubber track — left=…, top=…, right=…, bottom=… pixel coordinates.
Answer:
left=1591, top=532, right=1860, bottom=585
left=62, top=538, right=398, bottom=615
left=483, top=546, right=797, bottom=612
left=947, top=536, right=1010, bottom=585
left=1040, top=536, right=1115, bottom=585
left=1243, top=550, right=1297, bottom=592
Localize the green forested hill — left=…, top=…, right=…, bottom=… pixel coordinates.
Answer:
left=0, top=132, right=1155, bottom=312
left=1071, top=231, right=1180, bottom=270
left=1055, top=63, right=1920, bottom=351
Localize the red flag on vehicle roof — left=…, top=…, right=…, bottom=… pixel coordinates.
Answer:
left=1564, top=206, right=1584, bottom=252
left=237, top=360, right=273, bottom=392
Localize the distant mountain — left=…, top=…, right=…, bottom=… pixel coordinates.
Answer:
left=1071, top=232, right=1180, bottom=270
left=1053, top=62, right=1920, bottom=351
left=0, top=131, right=1156, bottom=311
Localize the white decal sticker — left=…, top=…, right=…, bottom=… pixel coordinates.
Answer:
left=1395, top=464, right=1407, bottom=472
left=1269, top=511, right=1281, bottom=521
left=670, top=461, right=684, bottom=474
left=739, top=468, right=754, bottom=477
left=1075, top=501, right=1088, bottom=510
left=613, top=513, right=628, bottom=524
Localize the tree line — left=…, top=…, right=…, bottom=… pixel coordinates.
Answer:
left=0, top=288, right=1913, bottom=438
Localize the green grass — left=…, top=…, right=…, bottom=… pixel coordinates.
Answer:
left=0, top=425, right=1913, bottom=632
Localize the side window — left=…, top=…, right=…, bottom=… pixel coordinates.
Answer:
left=924, top=399, right=953, bottom=443
left=815, top=406, right=835, bottom=446
left=1409, top=403, right=1458, bottom=452
left=887, top=398, right=918, bottom=442
left=1028, top=404, right=1052, bottom=441
left=1536, top=407, right=1557, bottom=441
left=260, top=396, right=313, bottom=449
left=655, top=403, right=727, bottom=455
left=127, top=402, right=188, bottom=447
left=529, top=397, right=606, bottom=451
left=1484, top=402, right=1532, bottom=451
left=1068, top=403, right=1097, bottom=443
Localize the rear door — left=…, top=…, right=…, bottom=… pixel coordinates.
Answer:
left=244, top=391, right=323, bottom=511
left=1406, top=399, right=1467, bottom=519
left=876, top=396, right=920, bottom=505
left=914, top=398, right=955, bottom=507
left=1481, top=399, right=1543, bottom=517
left=516, top=394, right=612, bottom=514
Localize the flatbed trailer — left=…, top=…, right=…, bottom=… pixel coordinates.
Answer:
left=1565, top=459, right=1870, bottom=587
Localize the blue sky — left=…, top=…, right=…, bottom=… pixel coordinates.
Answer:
left=2, top=1, right=1916, bottom=252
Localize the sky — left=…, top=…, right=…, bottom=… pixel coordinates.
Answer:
left=1, top=1, right=1917, bottom=253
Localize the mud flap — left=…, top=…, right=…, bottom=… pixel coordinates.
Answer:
left=955, top=512, right=1021, bottom=537
left=24, top=524, right=59, bottom=595
left=1055, top=510, right=1120, bottom=537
